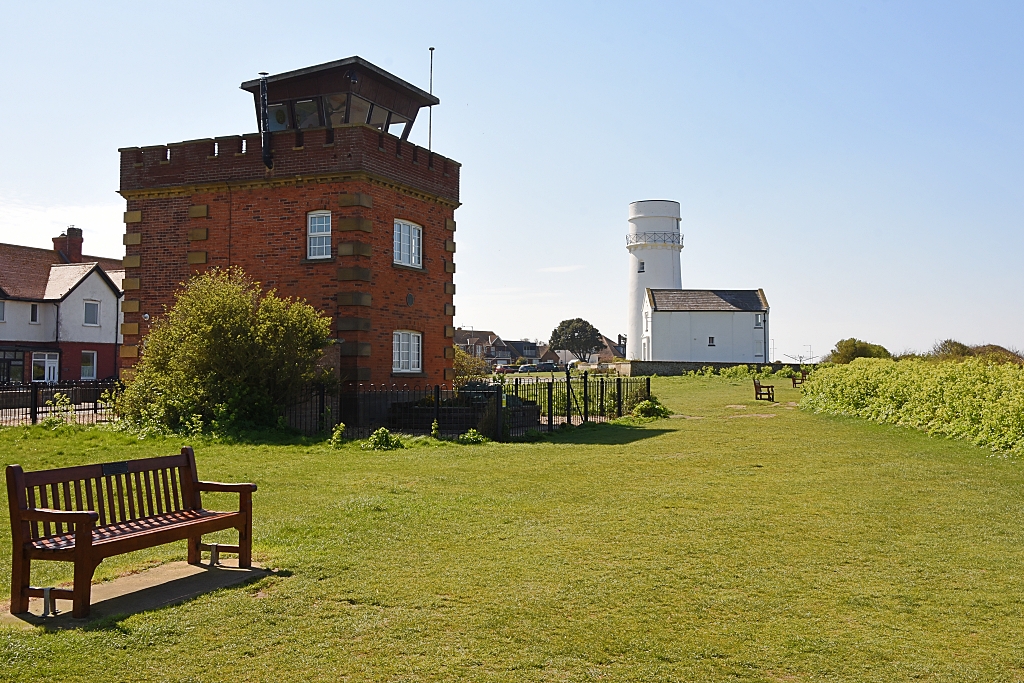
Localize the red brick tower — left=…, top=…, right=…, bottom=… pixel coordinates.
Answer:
left=118, top=57, right=459, bottom=385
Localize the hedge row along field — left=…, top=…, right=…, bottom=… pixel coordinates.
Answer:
left=801, top=357, right=1024, bottom=456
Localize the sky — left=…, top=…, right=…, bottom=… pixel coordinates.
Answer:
left=1, top=1, right=1022, bottom=361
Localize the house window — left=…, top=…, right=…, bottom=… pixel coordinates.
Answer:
left=84, top=301, right=100, bottom=326
left=754, top=314, right=763, bottom=328
left=638, top=261, right=645, bottom=273
left=307, top=211, right=332, bottom=259
left=708, top=337, right=715, bottom=346
left=81, top=351, right=97, bottom=380
left=32, top=352, right=59, bottom=382
left=644, top=313, right=649, bottom=332
left=29, top=304, right=39, bottom=324
left=0, top=351, right=23, bottom=383
left=393, top=220, right=422, bottom=268
left=0, top=300, right=4, bottom=322
left=392, top=331, right=422, bottom=372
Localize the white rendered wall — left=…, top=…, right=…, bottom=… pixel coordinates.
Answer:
left=625, top=200, right=682, bottom=359
left=641, top=300, right=769, bottom=363
left=58, top=271, right=120, bottom=344
left=0, top=300, right=57, bottom=343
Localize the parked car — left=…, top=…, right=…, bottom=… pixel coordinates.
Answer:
left=517, top=364, right=538, bottom=373
left=535, top=362, right=556, bottom=372
left=493, top=364, right=516, bottom=374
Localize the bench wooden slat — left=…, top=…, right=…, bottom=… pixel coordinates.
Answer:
left=7, top=447, right=256, bottom=618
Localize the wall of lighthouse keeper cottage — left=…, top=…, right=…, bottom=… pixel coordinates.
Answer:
left=117, top=57, right=460, bottom=385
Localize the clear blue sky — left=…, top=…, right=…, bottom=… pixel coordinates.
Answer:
left=2, top=1, right=1021, bottom=360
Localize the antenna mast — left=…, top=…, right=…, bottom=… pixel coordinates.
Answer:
left=428, top=47, right=435, bottom=151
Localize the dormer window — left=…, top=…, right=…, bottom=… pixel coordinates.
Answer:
left=29, top=304, right=39, bottom=324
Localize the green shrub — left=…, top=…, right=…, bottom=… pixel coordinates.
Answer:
left=115, top=268, right=332, bottom=435
left=430, top=419, right=441, bottom=439
left=801, top=357, right=1024, bottom=455
left=328, top=423, right=347, bottom=449
left=632, top=397, right=672, bottom=419
left=823, top=338, right=892, bottom=364
left=362, top=427, right=404, bottom=451
left=457, top=428, right=488, bottom=445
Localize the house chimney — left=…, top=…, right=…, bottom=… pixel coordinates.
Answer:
left=52, top=226, right=84, bottom=263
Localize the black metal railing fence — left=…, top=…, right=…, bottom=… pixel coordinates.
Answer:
left=285, top=373, right=651, bottom=441
left=0, top=380, right=118, bottom=427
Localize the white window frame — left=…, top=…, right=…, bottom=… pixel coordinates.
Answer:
left=80, top=350, right=98, bottom=380
left=393, top=219, right=423, bottom=268
left=307, top=211, right=332, bottom=259
left=29, top=303, right=39, bottom=324
left=754, top=313, right=763, bottom=328
left=31, top=352, right=59, bottom=382
left=84, top=300, right=100, bottom=326
left=392, top=330, right=423, bottom=373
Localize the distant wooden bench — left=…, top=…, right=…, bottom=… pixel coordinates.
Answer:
left=6, top=447, right=256, bottom=618
left=791, top=371, right=809, bottom=388
left=753, top=379, right=775, bottom=402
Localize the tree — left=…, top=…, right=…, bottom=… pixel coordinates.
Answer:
left=116, top=268, right=332, bottom=433
left=453, top=345, right=490, bottom=385
left=824, top=338, right=892, bottom=364
left=549, top=318, right=604, bottom=362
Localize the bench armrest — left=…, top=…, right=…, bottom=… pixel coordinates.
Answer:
left=196, top=481, right=257, bottom=493
left=20, top=508, right=98, bottom=523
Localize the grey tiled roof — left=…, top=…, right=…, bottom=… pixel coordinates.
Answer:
left=648, top=289, right=768, bottom=312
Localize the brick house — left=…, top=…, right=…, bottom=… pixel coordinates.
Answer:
left=117, top=57, right=459, bottom=385
left=454, top=329, right=512, bottom=367
left=0, top=228, right=124, bottom=382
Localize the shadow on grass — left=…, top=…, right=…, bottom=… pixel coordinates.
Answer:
left=537, top=422, right=672, bottom=445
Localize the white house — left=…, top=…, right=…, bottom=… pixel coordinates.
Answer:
left=639, top=289, right=769, bottom=363
left=0, top=229, right=123, bottom=383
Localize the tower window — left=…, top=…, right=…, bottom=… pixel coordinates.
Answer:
left=708, top=337, right=715, bottom=346
left=754, top=314, right=763, bottom=328
left=307, top=211, right=332, bottom=259
left=638, top=261, right=645, bottom=273
left=394, top=220, right=423, bottom=267
left=392, top=331, right=422, bottom=372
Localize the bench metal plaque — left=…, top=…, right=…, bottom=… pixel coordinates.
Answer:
left=101, top=461, right=130, bottom=476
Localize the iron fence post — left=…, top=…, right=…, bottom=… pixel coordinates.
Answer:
left=565, top=371, right=572, bottom=425
left=582, top=372, right=589, bottom=422
left=318, top=383, right=326, bottom=432
left=30, top=383, right=38, bottom=425
left=547, top=380, right=553, bottom=432
left=616, top=377, right=623, bottom=417
left=646, top=376, right=651, bottom=399
left=494, top=384, right=504, bottom=442
left=434, top=384, right=440, bottom=431
left=599, top=378, right=604, bottom=418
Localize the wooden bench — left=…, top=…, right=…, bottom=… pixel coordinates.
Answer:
left=791, top=371, right=808, bottom=388
left=6, top=447, right=255, bottom=618
left=753, top=379, right=775, bottom=402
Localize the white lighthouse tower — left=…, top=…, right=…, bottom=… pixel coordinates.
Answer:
left=625, top=200, right=682, bottom=360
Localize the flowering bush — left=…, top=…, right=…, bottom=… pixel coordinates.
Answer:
left=362, top=427, right=404, bottom=451
left=801, top=357, right=1024, bottom=455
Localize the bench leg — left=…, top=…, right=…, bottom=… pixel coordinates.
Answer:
left=187, top=536, right=202, bottom=565
left=238, top=523, right=252, bottom=569
left=10, top=547, right=30, bottom=614
left=72, top=560, right=96, bottom=619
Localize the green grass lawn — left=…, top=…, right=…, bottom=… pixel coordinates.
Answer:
left=2, top=376, right=1024, bottom=681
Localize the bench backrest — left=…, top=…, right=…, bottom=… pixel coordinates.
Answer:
left=7, top=447, right=201, bottom=540
left=753, top=379, right=762, bottom=388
